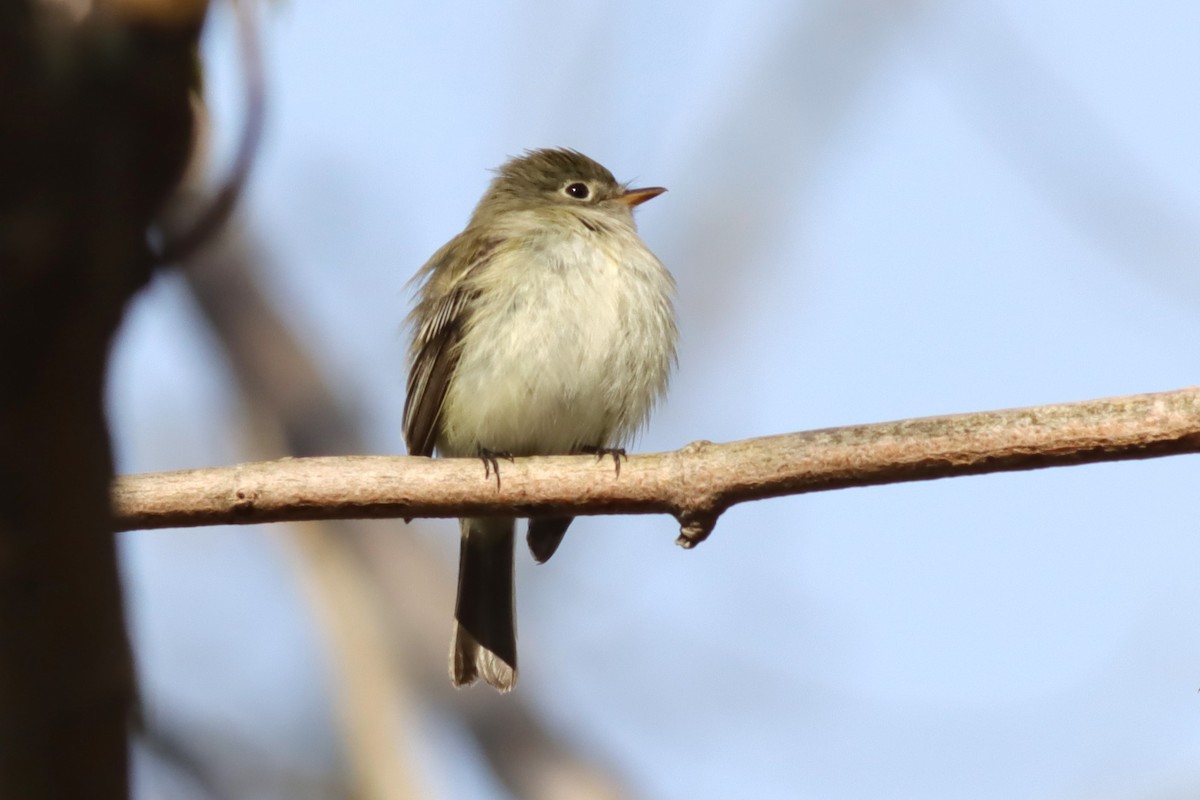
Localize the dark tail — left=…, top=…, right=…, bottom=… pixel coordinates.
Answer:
left=526, top=516, right=574, bottom=563
left=450, top=517, right=517, bottom=691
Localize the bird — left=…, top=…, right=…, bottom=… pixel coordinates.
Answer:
left=403, top=148, right=677, bottom=691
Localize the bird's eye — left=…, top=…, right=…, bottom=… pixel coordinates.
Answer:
left=564, top=182, right=590, bottom=200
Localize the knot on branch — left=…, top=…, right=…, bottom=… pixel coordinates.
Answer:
left=675, top=509, right=719, bottom=549
left=680, top=439, right=716, bottom=455
left=230, top=485, right=258, bottom=516
left=671, top=438, right=723, bottom=548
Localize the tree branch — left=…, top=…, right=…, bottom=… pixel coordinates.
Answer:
left=113, top=387, right=1200, bottom=545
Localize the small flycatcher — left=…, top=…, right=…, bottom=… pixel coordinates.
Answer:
left=404, top=148, right=677, bottom=691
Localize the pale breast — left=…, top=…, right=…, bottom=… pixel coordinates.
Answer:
left=437, top=219, right=676, bottom=457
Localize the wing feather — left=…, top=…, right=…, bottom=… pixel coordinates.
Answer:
left=402, top=234, right=498, bottom=457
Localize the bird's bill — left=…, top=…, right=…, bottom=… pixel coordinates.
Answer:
left=617, top=186, right=667, bottom=207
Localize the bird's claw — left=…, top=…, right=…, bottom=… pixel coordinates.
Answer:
left=478, top=448, right=515, bottom=488
left=580, top=445, right=626, bottom=477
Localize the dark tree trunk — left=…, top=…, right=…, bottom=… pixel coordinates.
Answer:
left=0, top=4, right=202, bottom=796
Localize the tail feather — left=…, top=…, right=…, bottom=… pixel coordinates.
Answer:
left=451, top=517, right=517, bottom=691
left=526, top=516, right=574, bottom=563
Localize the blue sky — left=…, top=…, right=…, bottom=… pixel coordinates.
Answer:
left=111, top=2, right=1200, bottom=798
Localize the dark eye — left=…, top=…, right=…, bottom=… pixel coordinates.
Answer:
left=564, top=182, right=590, bottom=199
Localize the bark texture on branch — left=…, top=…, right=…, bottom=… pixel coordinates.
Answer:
left=113, top=386, right=1200, bottom=546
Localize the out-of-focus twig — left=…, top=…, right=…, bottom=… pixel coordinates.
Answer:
left=925, top=3, right=1200, bottom=298
left=282, top=520, right=425, bottom=800
left=154, top=0, right=264, bottom=265
left=667, top=0, right=924, bottom=335
left=180, top=229, right=424, bottom=799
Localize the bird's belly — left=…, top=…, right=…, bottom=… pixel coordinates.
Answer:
left=437, top=248, right=672, bottom=457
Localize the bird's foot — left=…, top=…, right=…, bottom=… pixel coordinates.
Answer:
left=580, top=445, right=626, bottom=477
left=478, top=448, right=515, bottom=488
